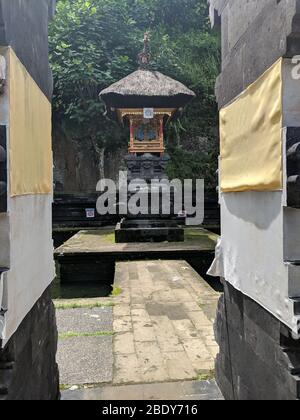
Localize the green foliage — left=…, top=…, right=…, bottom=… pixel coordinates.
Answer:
left=54, top=301, right=114, bottom=310
left=49, top=0, right=220, bottom=188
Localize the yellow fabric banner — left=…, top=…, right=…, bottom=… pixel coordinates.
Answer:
left=8, top=48, right=52, bottom=197
left=220, top=59, right=283, bottom=192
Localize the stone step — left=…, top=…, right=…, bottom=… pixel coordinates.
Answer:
left=61, top=380, right=223, bottom=401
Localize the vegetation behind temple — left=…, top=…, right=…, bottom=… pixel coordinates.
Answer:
left=49, top=0, right=220, bottom=190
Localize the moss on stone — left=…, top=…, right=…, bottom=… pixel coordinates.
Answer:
left=110, top=285, right=122, bottom=297
left=59, top=331, right=115, bottom=340
left=54, top=301, right=114, bottom=310
left=102, top=233, right=116, bottom=244
left=196, top=371, right=215, bottom=381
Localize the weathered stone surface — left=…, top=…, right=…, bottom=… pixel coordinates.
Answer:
left=53, top=121, right=128, bottom=196
left=55, top=227, right=218, bottom=284
left=55, top=259, right=221, bottom=392
left=115, top=219, right=184, bottom=243
left=215, top=282, right=300, bottom=400
left=286, top=127, right=300, bottom=208
left=0, top=0, right=58, bottom=402
left=209, top=0, right=300, bottom=107
left=125, top=153, right=170, bottom=183
left=56, top=305, right=113, bottom=386
left=58, top=336, right=113, bottom=386
left=0, top=126, right=7, bottom=213
left=210, top=0, right=300, bottom=401
left=0, top=287, right=59, bottom=400
left=56, top=307, right=113, bottom=334
left=114, top=332, right=135, bottom=354
left=112, top=260, right=220, bottom=385
left=0, top=0, right=55, bottom=100
left=62, top=379, right=223, bottom=401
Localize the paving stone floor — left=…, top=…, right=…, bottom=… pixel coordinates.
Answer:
left=56, top=259, right=222, bottom=399
left=113, top=260, right=220, bottom=385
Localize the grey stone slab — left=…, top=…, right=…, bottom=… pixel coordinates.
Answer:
left=146, top=302, right=189, bottom=320
left=57, top=336, right=113, bottom=386
left=182, top=379, right=223, bottom=400
left=56, top=307, right=113, bottom=334
left=61, top=380, right=223, bottom=401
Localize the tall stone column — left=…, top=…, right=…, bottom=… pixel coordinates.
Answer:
left=209, top=0, right=300, bottom=400
left=0, top=0, right=59, bottom=400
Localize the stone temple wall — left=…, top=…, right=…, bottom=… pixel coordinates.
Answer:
left=0, top=0, right=59, bottom=400
left=209, top=0, right=300, bottom=400
left=215, top=281, right=300, bottom=400
left=0, top=287, right=59, bottom=401
left=210, top=0, right=300, bottom=108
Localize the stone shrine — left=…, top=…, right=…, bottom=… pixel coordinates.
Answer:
left=100, top=33, right=195, bottom=243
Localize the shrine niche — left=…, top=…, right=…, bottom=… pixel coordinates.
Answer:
left=127, top=111, right=165, bottom=155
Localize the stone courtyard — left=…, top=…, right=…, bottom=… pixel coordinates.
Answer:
left=55, top=259, right=222, bottom=400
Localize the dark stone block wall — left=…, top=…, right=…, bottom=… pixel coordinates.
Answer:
left=0, top=287, right=59, bottom=400
left=209, top=0, right=300, bottom=108
left=286, top=127, right=300, bottom=209
left=0, top=0, right=55, bottom=100
left=215, top=281, right=300, bottom=400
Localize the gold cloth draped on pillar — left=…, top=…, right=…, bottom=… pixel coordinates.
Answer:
left=220, top=59, right=283, bottom=193
left=8, top=48, right=52, bottom=197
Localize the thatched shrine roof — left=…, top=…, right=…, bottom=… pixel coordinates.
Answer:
left=100, top=69, right=196, bottom=109
left=100, top=32, right=195, bottom=117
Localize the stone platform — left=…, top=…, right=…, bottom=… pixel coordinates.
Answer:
left=55, top=260, right=222, bottom=399
left=115, top=219, right=184, bottom=243
left=54, top=228, right=218, bottom=284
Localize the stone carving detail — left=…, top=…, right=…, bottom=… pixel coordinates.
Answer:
left=125, top=153, right=170, bottom=183
left=0, top=55, right=6, bottom=94
left=138, top=32, right=151, bottom=69
left=286, top=127, right=300, bottom=208
left=0, top=126, right=7, bottom=212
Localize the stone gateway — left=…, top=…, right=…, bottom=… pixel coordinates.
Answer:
left=209, top=0, right=300, bottom=400
left=0, top=0, right=59, bottom=400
